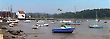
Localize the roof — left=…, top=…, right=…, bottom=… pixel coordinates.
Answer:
left=18, top=11, right=25, bottom=14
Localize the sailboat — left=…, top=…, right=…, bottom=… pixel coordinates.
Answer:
left=89, top=11, right=103, bottom=28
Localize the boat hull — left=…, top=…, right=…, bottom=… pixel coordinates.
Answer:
left=89, top=25, right=103, bottom=28
left=89, top=26, right=103, bottom=28
left=65, top=23, right=80, bottom=25
left=52, top=28, right=75, bottom=33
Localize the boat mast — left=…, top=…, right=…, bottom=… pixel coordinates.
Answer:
left=74, top=6, right=77, bottom=23
left=95, top=11, right=98, bottom=25
left=10, top=5, right=14, bottom=19
left=29, top=8, right=32, bottom=20
left=96, top=11, right=98, bottom=20
left=10, top=5, right=12, bottom=12
left=74, top=6, right=77, bottom=27
left=74, top=6, right=76, bottom=14
left=95, top=11, right=98, bottom=22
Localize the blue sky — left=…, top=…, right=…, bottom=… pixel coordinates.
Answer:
left=0, top=0, right=110, bottom=14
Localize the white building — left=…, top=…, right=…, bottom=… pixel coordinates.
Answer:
left=17, top=11, right=25, bottom=19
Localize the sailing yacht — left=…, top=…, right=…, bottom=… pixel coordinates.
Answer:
left=89, top=11, right=103, bottom=28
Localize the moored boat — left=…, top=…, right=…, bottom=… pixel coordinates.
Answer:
left=52, top=26, right=75, bottom=33
left=89, top=24, right=103, bottom=28
left=65, top=22, right=80, bottom=25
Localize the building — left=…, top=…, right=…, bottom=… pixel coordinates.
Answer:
left=17, top=10, right=26, bottom=19
left=0, top=11, right=11, bottom=18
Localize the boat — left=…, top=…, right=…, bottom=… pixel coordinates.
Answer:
left=32, top=26, right=39, bottom=29
left=35, top=23, right=49, bottom=27
left=60, top=20, right=72, bottom=23
left=104, top=21, right=107, bottom=23
left=89, top=24, right=103, bottom=28
left=65, top=22, right=80, bottom=25
left=89, top=11, right=103, bottom=28
left=44, top=23, right=49, bottom=26
left=9, top=22, right=18, bottom=27
left=52, top=25, right=75, bottom=33
left=89, top=19, right=103, bottom=28
left=24, top=20, right=31, bottom=23
left=7, top=19, right=19, bottom=23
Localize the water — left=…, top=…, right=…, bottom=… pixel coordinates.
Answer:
left=9, top=20, right=110, bottom=39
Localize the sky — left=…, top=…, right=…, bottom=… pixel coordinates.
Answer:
left=0, top=0, right=110, bottom=14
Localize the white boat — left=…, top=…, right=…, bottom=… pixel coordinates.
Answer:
left=32, top=25, right=39, bottom=29
left=37, top=20, right=44, bottom=23
left=89, top=24, right=103, bottom=28
left=44, top=23, right=49, bottom=26
left=60, top=20, right=72, bottom=23
left=9, top=22, right=18, bottom=27
left=37, top=24, right=49, bottom=27
left=24, top=20, right=31, bottom=23
left=65, top=22, right=80, bottom=25
left=89, top=11, right=103, bottom=28
left=0, top=20, right=3, bottom=22
left=7, top=19, right=19, bottom=23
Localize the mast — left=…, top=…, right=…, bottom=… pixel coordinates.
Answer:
left=10, top=5, right=12, bottom=12
left=74, top=6, right=77, bottom=23
left=74, top=6, right=76, bottom=14
left=29, top=8, right=32, bottom=20
left=95, top=11, right=98, bottom=21
left=74, top=6, right=77, bottom=27
left=95, top=10, right=98, bottom=25
left=10, top=5, right=14, bottom=18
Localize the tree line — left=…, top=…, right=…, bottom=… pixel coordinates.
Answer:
left=26, top=8, right=110, bottom=19
left=52, top=8, right=110, bottom=19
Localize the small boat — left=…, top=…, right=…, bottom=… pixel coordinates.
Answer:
left=44, top=23, right=49, bottom=26
left=52, top=26, right=75, bottom=33
left=89, top=19, right=103, bottom=28
left=65, top=22, right=80, bottom=25
left=89, top=24, right=103, bottom=28
left=7, top=19, right=19, bottom=23
left=60, top=20, right=72, bottom=23
left=104, top=21, right=107, bottom=23
left=24, top=20, right=31, bottom=23
left=32, top=25, right=39, bottom=29
left=9, top=22, right=18, bottom=27
left=36, top=23, right=49, bottom=27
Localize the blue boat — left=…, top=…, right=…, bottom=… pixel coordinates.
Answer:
left=52, top=26, right=75, bottom=33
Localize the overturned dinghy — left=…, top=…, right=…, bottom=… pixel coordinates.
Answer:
left=52, top=26, right=75, bottom=33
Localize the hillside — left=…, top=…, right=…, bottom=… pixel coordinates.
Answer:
left=53, top=8, right=110, bottom=19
